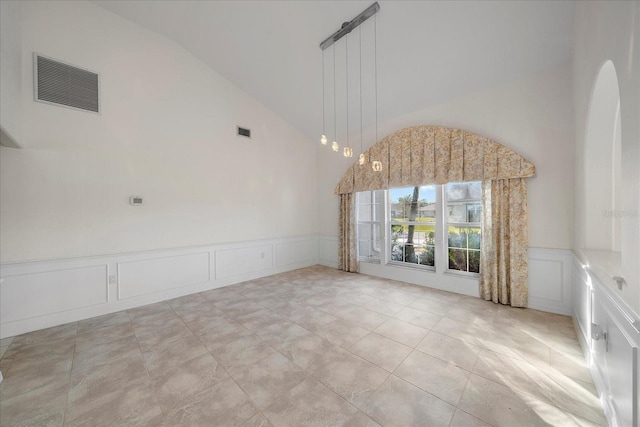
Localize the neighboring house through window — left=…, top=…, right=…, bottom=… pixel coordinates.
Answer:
left=356, top=181, right=482, bottom=277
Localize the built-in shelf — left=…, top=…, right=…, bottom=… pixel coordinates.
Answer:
left=0, top=125, right=22, bottom=149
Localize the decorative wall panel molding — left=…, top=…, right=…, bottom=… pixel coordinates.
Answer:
left=117, top=251, right=210, bottom=300
left=0, top=235, right=318, bottom=338
left=318, top=235, right=339, bottom=268
left=276, top=238, right=317, bottom=268
left=1, top=263, right=108, bottom=323
left=527, top=248, right=574, bottom=315
left=215, top=245, right=273, bottom=280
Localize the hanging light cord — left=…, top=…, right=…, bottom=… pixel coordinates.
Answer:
left=374, top=13, right=378, bottom=145
left=322, top=50, right=325, bottom=136
left=333, top=45, right=337, bottom=145
left=346, top=34, right=349, bottom=151
left=359, top=26, right=363, bottom=160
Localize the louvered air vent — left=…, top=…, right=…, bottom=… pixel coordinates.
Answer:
left=34, top=54, right=100, bottom=113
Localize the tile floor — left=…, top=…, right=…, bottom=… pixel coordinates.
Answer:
left=0, top=265, right=605, bottom=426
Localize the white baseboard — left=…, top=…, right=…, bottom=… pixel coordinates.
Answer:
left=0, top=235, right=318, bottom=339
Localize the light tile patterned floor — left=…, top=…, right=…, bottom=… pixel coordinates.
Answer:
left=0, top=266, right=605, bottom=426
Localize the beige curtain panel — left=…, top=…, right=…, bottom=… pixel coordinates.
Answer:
left=479, top=178, right=530, bottom=307
left=335, top=125, right=535, bottom=306
left=338, top=193, right=358, bottom=273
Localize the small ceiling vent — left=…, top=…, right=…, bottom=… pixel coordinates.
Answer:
left=237, top=126, right=251, bottom=138
left=34, top=54, right=100, bottom=113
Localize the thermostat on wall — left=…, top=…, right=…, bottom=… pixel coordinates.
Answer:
left=130, top=196, right=143, bottom=205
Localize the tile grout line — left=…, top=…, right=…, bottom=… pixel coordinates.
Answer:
left=125, top=308, right=167, bottom=424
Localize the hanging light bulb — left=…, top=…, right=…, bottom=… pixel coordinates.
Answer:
left=332, top=141, right=339, bottom=152
left=359, top=153, right=365, bottom=165
left=343, top=147, right=353, bottom=157
left=320, top=135, right=328, bottom=145
left=372, top=160, right=382, bottom=172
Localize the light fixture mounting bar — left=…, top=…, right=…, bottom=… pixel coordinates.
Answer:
left=319, top=2, right=380, bottom=51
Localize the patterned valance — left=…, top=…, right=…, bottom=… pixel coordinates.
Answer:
left=335, top=125, right=536, bottom=194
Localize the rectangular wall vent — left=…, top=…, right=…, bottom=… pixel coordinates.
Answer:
left=34, top=54, right=100, bottom=113
left=237, top=126, right=251, bottom=138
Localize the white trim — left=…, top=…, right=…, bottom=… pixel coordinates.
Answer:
left=527, top=247, right=574, bottom=315
left=0, top=235, right=318, bottom=339
left=572, top=250, right=639, bottom=427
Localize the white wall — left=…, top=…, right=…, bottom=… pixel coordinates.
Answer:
left=573, top=0, right=640, bottom=314
left=0, top=0, right=22, bottom=146
left=0, top=0, right=317, bottom=263
left=318, top=61, right=575, bottom=251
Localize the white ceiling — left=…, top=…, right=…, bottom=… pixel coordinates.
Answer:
left=92, top=0, right=575, bottom=142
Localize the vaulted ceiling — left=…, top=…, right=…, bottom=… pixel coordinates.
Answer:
left=92, top=1, right=575, bottom=143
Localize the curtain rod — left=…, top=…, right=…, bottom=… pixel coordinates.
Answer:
left=319, top=2, right=380, bottom=51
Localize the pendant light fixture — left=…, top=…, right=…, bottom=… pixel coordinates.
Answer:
left=343, top=32, right=353, bottom=158
left=320, top=2, right=380, bottom=164
left=331, top=44, right=339, bottom=152
left=371, top=12, right=381, bottom=172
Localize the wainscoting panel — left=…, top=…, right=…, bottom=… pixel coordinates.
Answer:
left=215, top=244, right=273, bottom=280
left=0, top=263, right=108, bottom=324
left=318, top=235, right=339, bottom=268
left=528, top=248, right=574, bottom=315
left=0, top=235, right=318, bottom=338
left=117, top=251, right=210, bottom=300
left=573, top=253, right=640, bottom=427
left=276, top=238, right=316, bottom=268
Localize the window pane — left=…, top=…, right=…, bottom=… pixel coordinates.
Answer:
left=446, top=182, right=468, bottom=201
left=420, top=246, right=435, bottom=267
left=448, top=248, right=468, bottom=271
left=448, top=226, right=468, bottom=248
left=468, top=227, right=481, bottom=249
left=467, top=204, right=482, bottom=223
left=468, top=181, right=482, bottom=199
left=389, top=186, right=435, bottom=221
left=358, top=223, right=372, bottom=240
left=448, top=204, right=467, bottom=223
left=359, top=191, right=372, bottom=204
left=469, top=250, right=480, bottom=273
left=358, top=206, right=372, bottom=221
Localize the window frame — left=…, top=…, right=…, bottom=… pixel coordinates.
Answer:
left=387, top=185, right=437, bottom=271
left=356, top=190, right=383, bottom=263
left=355, top=182, right=482, bottom=278
left=443, top=183, right=482, bottom=276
